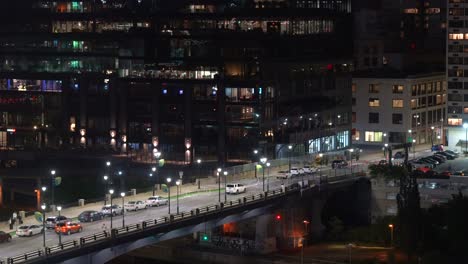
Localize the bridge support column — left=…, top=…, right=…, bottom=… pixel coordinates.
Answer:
left=255, top=214, right=276, bottom=254
left=310, top=199, right=325, bottom=239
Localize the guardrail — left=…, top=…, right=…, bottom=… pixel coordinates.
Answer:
left=3, top=176, right=358, bottom=264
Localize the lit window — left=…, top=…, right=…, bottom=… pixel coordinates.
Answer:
left=392, top=85, right=404, bottom=94
left=464, top=107, right=468, bottom=114
left=352, top=83, right=356, bottom=93
left=392, top=99, right=404, bottom=108
left=403, top=8, right=418, bottom=14
left=365, top=131, right=383, bottom=142
left=448, top=118, right=462, bottom=126
left=449, top=33, right=464, bottom=40
left=368, top=98, right=380, bottom=107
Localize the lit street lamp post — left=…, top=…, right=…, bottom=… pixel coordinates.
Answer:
left=167, top=178, right=172, bottom=214
left=109, top=189, right=114, bottom=229
left=412, top=139, right=416, bottom=159
left=57, top=206, right=62, bottom=245
left=176, top=180, right=180, bottom=214
left=151, top=166, right=156, bottom=195
left=196, top=159, right=201, bottom=189
left=41, top=186, right=47, bottom=205
left=154, top=151, right=162, bottom=191
left=120, top=192, right=125, bottom=227
left=288, top=145, right=293, bottom=171
left=260, top=157, right=267, bottom=192
left=41, top=204, right=46, bottom=248
left=223, top=171, right=228, bottom=202
left=266, top=162, right=271, bottom=191
left=50, top=169, right=56, bottom=210
left=464, top=123, right=468, bottom=153
left=431, top=126, right=435, bottom=147
left=350, top=149, right=354, bottom=175
left=217, top=168, right=222, bottom=203
left=103, top=175, right=109, bottom=205
left=388, top=224, right=394, bottom=247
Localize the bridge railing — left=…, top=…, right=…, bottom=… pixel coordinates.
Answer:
left=4, top=182, right=303, bottom=264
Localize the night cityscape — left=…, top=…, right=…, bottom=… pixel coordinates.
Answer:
left=0, top=0, right=465, bottom=264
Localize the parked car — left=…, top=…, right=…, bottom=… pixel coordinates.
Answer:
left=16, top=225, right=43, bottom=237
left=415, top=167, right=432, bottom=173
left=419, top=157, right=439, bottom=166
left=436, top=151, right=456, bottom=160
left=444, top=150, right=459, bottom=157
left=78, top=210, right=103, bottom=222
left=430, top=155, right=446, bottom=163
left=394, top=152, right=405, bottom=159
left=125, top=201, right=147, bottom=211
left=0, top=231, right=11, bottom=243
left=331, top=160, right=348, bottom=169
left=431, top=144, right=444, bottom=152
left=302, top=166, right=318, bottom=174
left=46, top=215, right=68, bottom=229
left=290, top=167, right=304, bottom=176
left=410, top=160, right=435, bottom=169
left=146, top=196, right=168, bottom=207
left=378, top=160, right=388, bottom=165
left=101, top=205, right=123, bottom=216
left=276, top=170, right=291, bottom=179
left=55, top=222, right=82, bottom=235
left=226, top=183, right=246, bottom=194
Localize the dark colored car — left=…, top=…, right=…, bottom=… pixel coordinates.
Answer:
left=331, top=160, right=348, bottom=169
left=0, top=231, right=11, bottom=243
left=378, top=160, right=388, bottom=165
left=444, top=150, right=459, bottom=157
left=436, top=151, right=456, bottom=160
left=78, top=210, right=103, bottom=222
left=394, top=152, right=405, bottom=159
left=430, top=155, right=446, bottom=163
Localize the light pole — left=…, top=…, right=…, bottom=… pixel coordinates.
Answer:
left=154, top=151, right=162, bottom=191
left=109, top=189, right=114, bottom=229
left=288, top=145, right=293, bottom=171
left=463, top=123, right=468, bottom=153
left=103, top=175, right=109, bottom=205
left=302, top=220, right=310, bottom=264
left=260, top=157, right=267, bottom=192
left=41, top=186, right=47, bottom=205
left=412, top=139, right=416, bottom=159
left=50, top=169, right=56, bottom=210
left=176, top=180, right=180, bottom=214
left=217, top=168, right=222, bottom=203
left=319, top=153, right=323, bottom=183
left=253, top=149, right=259, bottom=179
left=41, top=204, right=46, bottom=248
left=413, top=114, right=419, bottom=144
left=388, top=224, right=394, bottom=247
left=166, top=178, right=172, bottom=214
left=151, top=166, right=156, bottom=195
left=120, top=192, right=125, bottom=227
left=431, top=126, right=435, bottom=147
left=349, top=149, right=354, bottom=175
left=57, top=206, right=62, bottom=245
left=266, top=162, right=271, bottom=191
left=408, top=129, right=412, bottom=143
left=196, top=159, right=201, bottom=189
left=223, top=171, right=228, bottom=202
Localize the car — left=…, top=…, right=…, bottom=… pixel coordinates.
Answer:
left=276, top=170, right=291, bottom=179
left=378, top=160, right=388, bottom=165
left=55, top=222, right=82, bottom=235
left=78, top=210, right=103, bottom=222
left=146, top=196, right=168, bottom=207
left=394, top=152, right=405, bottom=159
left=226, top=183, right=246, bottom=194
left=331, top=160, right=348, bottom=169
left=431, top=144, right=444, bottom=151
left=438, top=171, right=452, bottom=177
left=124, top=201, right=147, bottom=211
left=430, top=155, right=446, bottom=163
left=410, top=160, right=435, bottom=169
left=16, top=225, right=43, bottom=237
left=452, top=171, right=465, bottom=176
left=302, top=166, right=318, bottom=174
left=290, top=167, right=304, bottom=176
left=101, top=205, right=123, bottom=216
left=436, top=151, right=456, bottom=160
left=444, top=150, right=459, bottom=157
left=0, top=231, right=11, bottom=243
left=46, top=215, right=68, bottom=229
left=416, top=167, right=432, bottom=173
left=419, top=157, right=439, bottom=166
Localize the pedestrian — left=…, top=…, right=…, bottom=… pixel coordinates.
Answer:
left=8, top=218, right=13, bottom=230
left=18, top=213, right=23, bottom=225
left=101, top=223, right=107, bottom=233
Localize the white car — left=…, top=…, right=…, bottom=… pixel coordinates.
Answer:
left=290, top=168, right=304, bottom=176
left=276, top=170, right=291, bottom=179
left=16, top=225, right=43, bottom=237
left=101, top=205, right=123, bottom=216
left=303, top=166, right=318, bottom=174
left=226, top=184, right=246, bottom=194
left=146, top=196, right=168, bottom=207
left=124, top=201, right=147, bottom=211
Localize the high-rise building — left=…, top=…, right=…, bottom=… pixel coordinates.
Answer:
left=0, top=0, right=352, bottom=164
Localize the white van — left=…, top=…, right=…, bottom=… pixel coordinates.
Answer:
left=226, top=183, right=246, bottom=194
left=276, top=170, right=291, bottom=179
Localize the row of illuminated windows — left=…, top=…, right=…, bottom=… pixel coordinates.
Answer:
left=411, top=82, right=444, bottom=96
left=0, top=79, right=62, bottom=92
left=352, top=84, right=404, bottom=94
left=410, top=95, right=445, bottom=109
left=0, top=39, right=119, bottom=54
left=368, top=98, right=404, bottom=108
left=449, top=33, right=468, bottom=40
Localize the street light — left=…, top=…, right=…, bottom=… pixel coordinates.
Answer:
left=463, top=123, right=468, bottom=153
left=176, top=180, right=181, bottom=214
left=388, top=224, right=394, bottom=247
left=431, top=126, right=435, bottom=147
left=41, top=204, right=46, bottom=248
left=349, top=149, right=354, bottom=175
left=120, top=192, right=126, bottom=227
left=106, top=161, right=111, bottom=167
left=57, top=206, right=62, bottom=245
left=217, top=168, right=222, bottom=203
left=288, top=145, right=293, bottom=171
left=50, top=170, right=56, bottom=210
left=166, top=178, right=172, bottom=214
left=196, top=159, right=202, bottom=189
left=109, top=189, right=114, bottom=229
left=260, top=157, right=267, bottom=192
left=266, top=162, right=271, bottom=192
left=412, top=139, right=416, bottom=159
left=103, top=175, right=109, bottom=205
left=223, top=171, right=228, bottom=202
left=41, top=186, right=47, bottom=205
left=150, top=166, right=157, bottom=196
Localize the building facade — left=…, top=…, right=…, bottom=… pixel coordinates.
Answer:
left=0, top=0, right=353, bottom=165
left=352, top=72, right=446, bottom=147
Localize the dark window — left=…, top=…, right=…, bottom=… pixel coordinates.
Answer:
left=449, top=81, right=463, bottom=89
left=368, top=112, right=379, bottom=123
left=392, top=114, right=403, bottom=125
left=448, top=106, right=463, bottom=114
left=449, top=57, right=464, bottom=64
left=352, top=97, right=356, bottom=106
